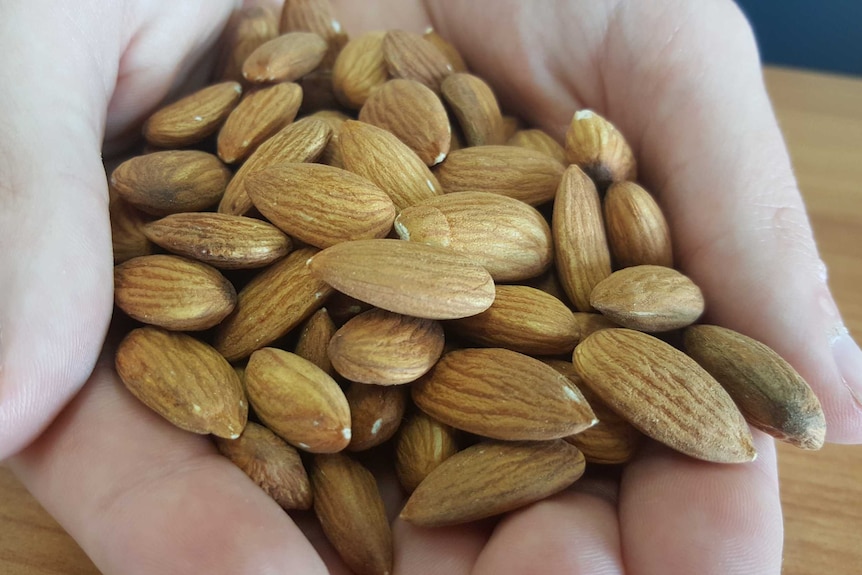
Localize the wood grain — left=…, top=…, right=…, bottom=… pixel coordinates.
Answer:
left=1, top=66, right=861, bottom=573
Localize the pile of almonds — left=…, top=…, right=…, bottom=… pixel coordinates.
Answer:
left=108, top=2, right=826, bottom=573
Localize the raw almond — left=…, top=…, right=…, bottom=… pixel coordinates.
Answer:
left=553, top=164, right=613, bottom=311
left=382, top=30, right=452, bottom=92
left=245, top=348, right=351, bottom=453
left=393, top=190, right=553, bottom=282
left=242, top=32, right=329, bottom=83
left=333, top=32, right=389, bottom=109
left=590, top=265, right=704, bottom=332
left=507, top=129, right=566, bottom=164
left=434, top=145, right=565, bottom=206
left=307, top=239, right=495, bottom=320
left=346, top=382, right=408, bottom=451
left=294, top=307, right=337, bottom=376
left=114, top=254, right=236, bottom=331
left=143, top=82, right=242, bottom=148
left=501, top=115, right=524, bottom=141
left=216, top=5, right=279, bottom=83
left=279, top=0, right=341, bottom=41
left=215, top=421, right=313, bottom=510
left=411, top=348, right=596, bottom=440
left=565, top=109, right=636, bottom=190
left=309, top=109, right=349, bottom=168
left=400, top=439, right=585, bottom=527
left=573, top=328, right=756, bottom=463
left=143, top=212, right=292, bottom=270
left=246, top=162, right=397, bottom=248
left=115, top=327, right=247, bottom=439
left=395, top=411, right=459, bottom=493
left=110, top=150, right=231, bottom=216
left=573, top=312, right=618, bottom=339
left=440, top=72, right=504, bottom=146
left=213, top=247, right=333, bottom=361
left=603, top=181, right=674, bottom=268
left=328, top=308, right=445, bottom=385
left=684, top=324, right=826, bottom=449
left=422, top=29, right=468, bottom=73
left=110, top=196, right=153, bottom=264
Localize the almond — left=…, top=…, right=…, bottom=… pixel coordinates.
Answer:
left=683, top=324, right=826, bottom=449
left=333, top=32, right=389, bottom=109
left=307, top=239, right=495, bottom=320
left=501, top=115, right=524, bottom=141
left=507, top=129, right=566, bottom=163
left=393, top=191, right=553, bottom=282
left=411, top=348, right=596, bottom=440
left=278, top=0, right=343, bottom=55
left=400, top=439, right=585, bottom=527
left=440, top=73, right=504, bottom=146
left=358, top=79, right=451, bottom=166
left=422, top=29, right=468, bottom=73
left=245, top=348, right=351, bottom=453
left=346, top=382, right=408, bottom=451
left=589, top=265, right=704, bottom=332
left=213, top=247, right=333, bottom=362
left=143, top=212, right=292, bottom=270
left=111, top=150, right=231, bottom=216
left=603, top=181, right=674, bottom=268
left=553, top=165, right=613, bottom=311
left=115, top=327, right=247, bottom=439
left=110, top=196, right=153, bottom=264
left=114, top=254, right=236, bottom=331
left=216, top=6, right=279, bottom=83
left=217, top=82, right=303, bottom=163
left=573, top=328, right=756, bottom=463
left=246, top=162, right=397, bottom=248
left=434, top=145, right=565, bottom=206
left=395, top=411, right=459, bottom=493
left=447, top=285, right=579, bottom=356
left=572, top=312, right=618, bottom=338
left=339, top=120, right=442, bottom=210
left=326, top=291, right=375, bottom=326
left=311, top=453, right=393, bottom=575
left=328, top=308, right=445, bottom=385
left=382, top=30, right=452, bottom=92
left=215, top=421, right=313, bottom=510
left=294, top=307, right=337, bottom=377
left=242, top=31, right=329, bottom=83
left=565, top=109, right=636, bottom=191
left=309, top=109, right=349, bottom=168
left=143, top=82, right=242, bottom=148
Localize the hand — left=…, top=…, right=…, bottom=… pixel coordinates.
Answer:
left=3, top=1, right=861, bottom=574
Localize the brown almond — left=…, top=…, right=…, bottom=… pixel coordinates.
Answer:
left=307, top=239, right=495, bottom=320
left=412, top=348, right=596, bottom=440
left=448, top=285, right=579, bottom=356
left=115, top=327, right=247, bottom=439
left=216, top=6, right=280, bottom=83
left=573, top=328, right=756, bottom=463
left=604, top=181, right=674, bottom=268
left=311, top=454, right=393, bottom=575
left=590, top=265, right=704, bottom=332
left=111, top=150, right=231, bottom=216
left=395, top=411, right=459, bottom=493
left=359, top=79, right=451, bottom=166
left=294, top=307, right=337, bottom=377
left=242, top=32, right=329, bottom=83
left=279, top=0, right=342, bottom=45
left=246, top=163, right=396, bottom=248
left=309, top=109, right=349, bottom=168
left=684, top=324, right=826, bottom=449
left=422, top=29, right=468, bottom=73
left=143, top=212, right=292, bottom=270
left=328, top=308, right=445, bottom=385
left=346, top=382, right=408, bottom=451
left=143, top=82, right=242, bottom=148
left=565, top=109, right=636, bottom=190
left=523, top=268, right=571, bottom=305
left=500, top=115, right=524, bottom=141
left=217, top=82, right=303, bottom=163
left=215, top=421, right=313, bottom=510
left=400, top=440, right=585, bottom=527
left=114, top=254, right=236, bottom=331
left=326, top=291, right=375, bottom=326
left=573, top=312, right=618, bottom=339
left=110, top=197, right=153, bottom=264
left=213, top=247, right=333, bottom=362
left=218, top=116, right=332, bottom=215
left=382, top=30, right=452, bottom=92
left=435, top=145, right=565, bottom=206
left=333, top=31, right=389, bottom=109
left=507, top=129, right=567, bottom=163
left=441, top=73, right=504, bottom=146
left=553, top=165, right=613, bottom=311
left=339, top=120, right=442, bottom=210
left=394, top=191, right=553, bottom=282
left=245, top=348, right=351, bottom=453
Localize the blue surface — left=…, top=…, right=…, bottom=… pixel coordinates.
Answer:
left=735, top=0, right=862, bottom=76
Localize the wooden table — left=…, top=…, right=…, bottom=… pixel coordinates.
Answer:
left=1, top=66, right=861, bottom=574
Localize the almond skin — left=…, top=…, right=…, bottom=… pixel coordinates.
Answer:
left=684, top=324, right=826, bottom=449
left=395, top=411, right=459, bottom=493
left=382, top=30, right=453, bottom=92
left=143, top=82, right=242, bottom=148
left=411, top=348, right=597, bottom=440
left=294, top=307, right=337, bottom=377
left=307, top=239, right=495, bottom=320
left=423, top=29, right=468, bottom=73
left=111, top=150, right=231, bottom=216
left=242, top=31, right=329, bottom=83
left=328, top=308, right=445, bottom=385
left=216, top=5, right=279, bottom=83
left=565, top=109, right=636, bottom=190
left=507, top=129, right=567, bottom=163
left=603, top=181, right=674, bottom=268
left=110, top=197, right=153, bottom=264
left=143, top=212, right=292, bottom=270
left=245, top=348, right=351, bottom=453
left=589, top=265, right=705, bottom=332
left=573, top=328, right=756, bottom=463
left=400, top=440, right=585, bottom=527
left=115, top=327, right=247, bottom=439
left=345, top=382, right=408, bottom=451
left=114, top=254, right=236, bottom=331
left=441, top=72, right=504, bottom=146
left=333, top=32, right=389, bottom=109
left=246, top=162, right=397, bottom=248
left=215, top=421, right=313, bottom=510
left=279, top=0, right=341, bottom=40
left=309, top=109, right=349, bottom=168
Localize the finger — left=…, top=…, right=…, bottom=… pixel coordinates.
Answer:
left=9, top=355, right=329, bottom=575
left=393, top=519, right=492, bottom=575
left=620, top=433, right=783, bottom=575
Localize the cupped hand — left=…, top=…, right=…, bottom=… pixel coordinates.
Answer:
left=3, top=0, right=861, bottom=574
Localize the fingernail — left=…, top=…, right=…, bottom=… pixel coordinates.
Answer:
left=832, top=329, right=862, bottom=409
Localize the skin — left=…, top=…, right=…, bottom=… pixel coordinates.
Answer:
left=1, top=0, right=861, bottom=573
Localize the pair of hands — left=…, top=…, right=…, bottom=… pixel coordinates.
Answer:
left=2, top=0, right=861, bottom=573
